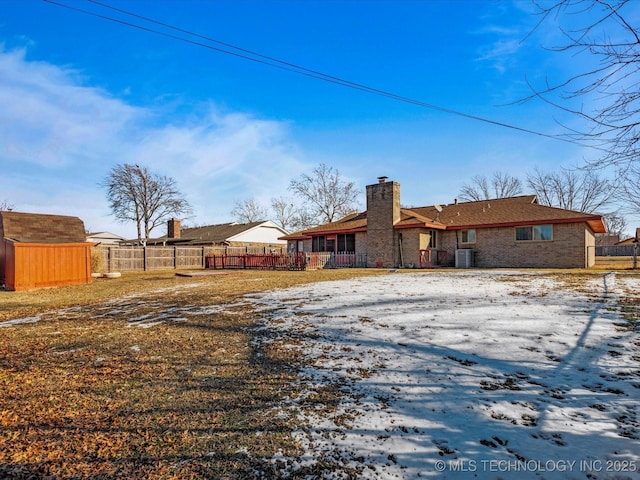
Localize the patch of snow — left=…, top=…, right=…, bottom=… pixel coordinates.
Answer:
left=252, top=271, right=640, bottom=479
left=129, top=320, right=164, bottom=329
left=0, top=315, right=42, bottom=327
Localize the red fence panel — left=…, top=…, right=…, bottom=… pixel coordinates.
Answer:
left=205, top=253, right=365, bottom=271
left=206, top=253, right=307, bottom=271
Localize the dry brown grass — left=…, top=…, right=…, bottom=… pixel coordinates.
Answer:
left=0, top=269, right=384, bottom=479
left=593, top=256, right=638, bottom=270
left=0, top=269, right=385, bottom=322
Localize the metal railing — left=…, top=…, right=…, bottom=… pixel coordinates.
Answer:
left=206, top=252, right=367, bottom=271
left=206, top=253, right=305, bottom=271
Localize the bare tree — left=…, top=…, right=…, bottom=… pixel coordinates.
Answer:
left=0, top=199, right=14, bottom=211
left=231, top=198, right=268, bottom=224
left=459, top=175, right=490, bottom=202
left=289, top=163, right=359, bottom=224
left=459, top=172, right=522, bottom=201
left=527, top=0, right=640, bottom=169
left=102, top=163, right=192, bottom=245
left=270, top=196, right=298, bottom=231
left=618, top=164, right=640, bottom=216
left=602, top=212, right=628, bottom=237
left=493, top=172, right=523, bottom=198
left=290, top=209, right=318, bottom=231
left=526, top=168, right=613, bottom=212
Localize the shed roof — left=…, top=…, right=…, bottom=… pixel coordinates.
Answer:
left=0, top=211, right=87, bottom=243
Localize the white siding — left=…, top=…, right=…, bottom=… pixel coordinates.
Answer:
left=227, top=222, right=287, bottom=245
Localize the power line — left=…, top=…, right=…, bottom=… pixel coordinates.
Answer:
left=43, top=0, right=599, bottom=149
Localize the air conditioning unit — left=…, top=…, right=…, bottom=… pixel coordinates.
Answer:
left=455, top=249, right=474, bottom=268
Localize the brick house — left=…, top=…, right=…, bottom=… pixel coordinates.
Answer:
left=281, top=177, right=606, bottom=269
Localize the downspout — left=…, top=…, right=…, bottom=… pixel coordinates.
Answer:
left=398, top=233, right=404, bottom=268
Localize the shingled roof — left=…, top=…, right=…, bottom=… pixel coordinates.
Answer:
left=282, top=195, right=606, bottom=238
left=279, top=212, right=368, bottom=240
left=0, top=211, right=87, bottom=243
left=151, top=221, right=288, bottom=245
left=180, top=221, right=267, bottom=244
left=406, top=196, right=605, bottom=233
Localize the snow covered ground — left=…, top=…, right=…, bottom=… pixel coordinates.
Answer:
left=248, top=271, right=640, bottom=479
left=3, top=270, right=638, bottom=478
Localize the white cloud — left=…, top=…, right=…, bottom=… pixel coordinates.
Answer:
left=0, top=46, right=142, bottom=168
left=0, top=46, right=309, bottom=238
left=469, top=2, right=531, bottom=74
left=475, top=38, right=523, bottom=74
left=129, top=109, right=308, bottom=225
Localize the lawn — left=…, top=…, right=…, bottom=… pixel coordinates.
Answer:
left=0, top=269, right=383, bottom=479
left=1, top=268, right=639, bottom=479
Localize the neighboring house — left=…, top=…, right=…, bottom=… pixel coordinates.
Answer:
left=616, top=228, right=640, bottom=245
left=148, top=218, right=288, bottom=249
left=281, top=177, right=606, bottom=269
left=0, top=211, right=93, bottom=291
left=86, top=231, right=126, bottom=245
left=595, top=233, right=621, bottom=246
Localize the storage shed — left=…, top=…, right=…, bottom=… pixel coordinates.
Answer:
left=0, top=211, right=93, bottom=291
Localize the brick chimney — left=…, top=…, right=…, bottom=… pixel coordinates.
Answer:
left=167, top=218, right=181, bottom=239
left=366, top=177, right=400, bottom=268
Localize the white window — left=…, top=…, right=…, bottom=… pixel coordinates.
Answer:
left=515, top=225, right=553, bottom=241
left=461, top=229, right=476, bottom=244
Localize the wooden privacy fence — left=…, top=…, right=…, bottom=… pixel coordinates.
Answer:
left=591, top=245, right=638, bottom=270
left=596, top=245, right=637, bottom=256
left=94, top=245, right=289, bottom=273
left=206, top=252, right=368, bottom=271
left=95, top=246, right=210, bottom=272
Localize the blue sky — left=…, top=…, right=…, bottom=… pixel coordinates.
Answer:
left=0, top=0, right=633, bottom=238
